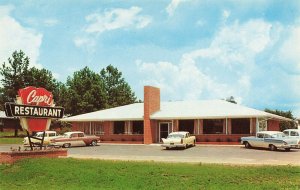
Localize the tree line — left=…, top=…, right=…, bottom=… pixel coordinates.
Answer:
left=0, top=50, right=137, bottom=116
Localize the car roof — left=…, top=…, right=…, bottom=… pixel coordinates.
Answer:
left=257, top=131, right=283, bottom=135
left=283, top=129, right=300, bottom=132
left=36, top=131, right=56, bottom=134
left=169, top=131, right=189, bottom=135
left=64, top=131, right=83, bottom=135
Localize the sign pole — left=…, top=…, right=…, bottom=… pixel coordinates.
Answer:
left=40, top=131, right=46, bottom=150
left=26, top=130, right=33, bottom=151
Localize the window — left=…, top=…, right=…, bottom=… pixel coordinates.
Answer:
left=178, top=120, right=194, bottom=134
left=257, top=133, right=264, bottom=138
left=49, top=133, right=56, bottom=137
left=291, top=131, right=299, bottom=136
left=78, top=133, right=84, bottom=137
left=132, top=121, right=144, bottom=134
left=203, top=119, right=224, bottom=134
left=114, top=121, right=125, bottom=134
left=231, top=119, right=250, bottom=134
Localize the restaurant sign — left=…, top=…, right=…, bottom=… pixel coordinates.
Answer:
left=4, top=86, right=64, bottom=132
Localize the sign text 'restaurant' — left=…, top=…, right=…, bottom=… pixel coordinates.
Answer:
left=5, top=103, right=64, bottom=119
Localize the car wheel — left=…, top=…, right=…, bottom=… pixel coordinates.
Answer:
left=244, top=142, right=251, bottom=149
left=166, top=147, right=170, bottom=150
left=193, top=140, right=196, bottom=147
left=285, top=148, right=291, bottom=152
left=62, top=143, right=71, bottom=148
left=91, top=140, right=97, bottom=146
left=269, top=144, right=277, bottom=151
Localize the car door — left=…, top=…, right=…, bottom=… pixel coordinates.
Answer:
left=251, top=133, right=264, bottom=147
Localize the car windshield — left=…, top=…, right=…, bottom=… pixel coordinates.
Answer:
left=167, top=134, right=184, bottom=138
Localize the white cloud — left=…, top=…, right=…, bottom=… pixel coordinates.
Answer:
left=84, top=6, right=151, bottom=34
left=137, top=19, right=275, bottom=103
left=166, top=0, right=183, bottom=17
left=0, top=5, right=42, bottom=68
left=278, top=26, right=300, bottom=73
left=74, top=6, right=151, bottom=50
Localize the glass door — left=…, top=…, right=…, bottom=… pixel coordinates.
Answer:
left=159, top=122, right=172, bottom=142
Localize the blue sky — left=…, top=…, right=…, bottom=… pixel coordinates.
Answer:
left=1, top=0, right=300, bottom=116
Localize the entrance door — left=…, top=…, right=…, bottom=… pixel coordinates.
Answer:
left=159, top=122, right=172, bottom=142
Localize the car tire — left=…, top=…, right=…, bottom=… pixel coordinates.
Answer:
left=285, top=148, right=290, bottom=152
left=91, top=140, right=97, bottom=146
left=193, top=140, right=196, bottom=147
left=166, top=147, right=170, bottom=150
left=62, top=143, right=71, bottom=148
left=244, top=142, right=251, bottom=149
left=269, top=144, right=277, bottom=151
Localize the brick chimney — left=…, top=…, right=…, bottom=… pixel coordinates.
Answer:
left=144, top=86, right=160, bottom=144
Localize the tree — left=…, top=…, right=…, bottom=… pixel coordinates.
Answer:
left=0, top=50, right=30, bottom=103
left=100, top=65, right=136, bottom=108
left=64, top=66, right=107, bottom=115
left=264, top=109, right=297, bottom=131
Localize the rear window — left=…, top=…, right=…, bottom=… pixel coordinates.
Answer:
left=168, top=134, right=184, bottom=138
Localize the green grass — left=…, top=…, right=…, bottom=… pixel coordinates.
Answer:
left=0, top=131, right=24, bottom=144
left=0, top=158, right=300, bottom=190
left=0, top=137, right=23, bottom=144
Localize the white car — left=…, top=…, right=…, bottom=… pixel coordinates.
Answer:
left=161, top=131, right=196, bottom=149
left=23, top=131, right=61, bottom=146
left=283, top=129, right=300, bottom=148
left=241, top=131, right=299, bottom=151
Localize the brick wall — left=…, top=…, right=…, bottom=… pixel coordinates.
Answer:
left=267, top=119, right=280, bottom=131
left=144, top=86, right=160, bottom=144
left=0, top=149, right=67, bottom=164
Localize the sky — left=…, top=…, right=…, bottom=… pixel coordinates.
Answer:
left=0, top=0, right=300, bottom=116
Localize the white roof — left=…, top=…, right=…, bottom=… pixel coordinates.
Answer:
left=61, top=100, right=290, bottom=122
left=151, top=100, right=290, bottom=120
left=61, top=103, right=144, bottom=122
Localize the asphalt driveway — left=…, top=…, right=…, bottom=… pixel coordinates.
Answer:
left=1, top=144, right=300, bottom=165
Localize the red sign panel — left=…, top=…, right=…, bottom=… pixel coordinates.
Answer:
left=18, top=86, right=54, bottom=132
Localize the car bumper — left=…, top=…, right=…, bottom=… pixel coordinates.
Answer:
left=161, top=144, right=185, bottom=148
left=290, top=144, right=300, bottom=149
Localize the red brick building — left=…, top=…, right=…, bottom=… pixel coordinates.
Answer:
left=61, top=86, right=289, bottom=144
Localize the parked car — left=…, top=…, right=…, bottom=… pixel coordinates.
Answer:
left=241, top=131, right=300, bottom=151
left=283, top=129, right=300, bottom=149
left=23, top=131, right=61, bottom=146
left=50, top=131, right=100, bottom=148
left=161, top=131, right=196, bottom=149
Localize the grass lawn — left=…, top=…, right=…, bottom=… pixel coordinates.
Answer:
left=0, top=158, right=299, bottom=190
left=0, top=131, right=24, bottom=144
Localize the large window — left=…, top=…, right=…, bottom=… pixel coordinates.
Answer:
left=231, top=119, right=250, bottom=134
left=114, top=121, right=125, bottom=134
left=179, top=120, right=194, bottom=134
left=132, top=121, right=144, bottom=134
left=203, top=119, right=224, bottom=134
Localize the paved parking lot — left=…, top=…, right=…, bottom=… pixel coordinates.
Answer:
left=1, top=144, right=300, bottom=165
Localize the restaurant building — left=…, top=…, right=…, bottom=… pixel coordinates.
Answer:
left=61, top=86, right=289, bottom=144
